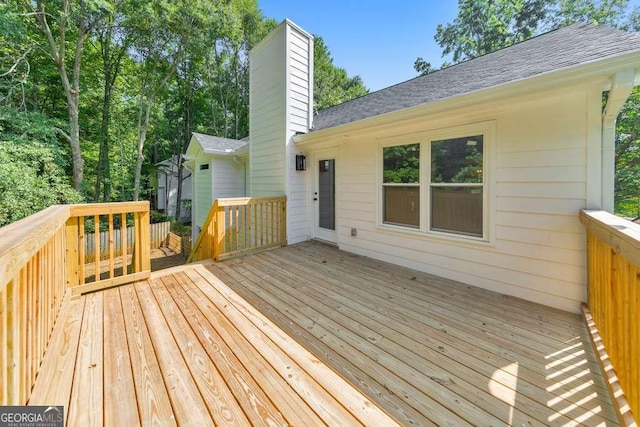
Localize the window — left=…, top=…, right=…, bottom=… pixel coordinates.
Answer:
left=430, top=135, right=483, bottom=237
left=382, top=143, right=420, bottom=227
left=380, top=124, right=489, bottom=240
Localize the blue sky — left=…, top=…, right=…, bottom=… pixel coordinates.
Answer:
left=259, top=1, right=639, bottom=92
left=259, top=1, right=458, bottom=91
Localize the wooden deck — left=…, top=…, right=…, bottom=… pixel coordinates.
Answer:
left=28, top=240, right=615, bottom=426
left=28, top=263, right=396, bottom=426
left=206, top=241, right=616, bottom=426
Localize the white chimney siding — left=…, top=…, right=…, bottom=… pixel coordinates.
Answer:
left=249, top=20, right=314, bottom=244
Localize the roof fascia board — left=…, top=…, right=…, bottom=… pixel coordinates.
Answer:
left=295, top=52, right=640, bottom=145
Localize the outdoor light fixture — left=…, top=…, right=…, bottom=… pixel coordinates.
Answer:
left=295, top=154, right=306, bottom=171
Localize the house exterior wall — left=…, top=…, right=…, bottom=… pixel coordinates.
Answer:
left=309, top=84, right=600, bottom=313
left=212, top=156, right=246, bottom=198
left=194, top=159, right=212, bottom=235
left=250, top=20, right=313, bottom=244
left=250, top=24, right=287, bottom=197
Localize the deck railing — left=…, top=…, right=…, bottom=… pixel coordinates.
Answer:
left=580, top=210, right=639, bottom=425
left=0, top=201, right=151, bottom=405
left=188, top=196, right=286, bottom=262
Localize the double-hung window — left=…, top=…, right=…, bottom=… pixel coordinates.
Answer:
left=382, top=143, right=420, bottom=228
left=380, top=123, right=490, bottom=240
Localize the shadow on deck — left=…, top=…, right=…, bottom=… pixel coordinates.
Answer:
left=30, top=241, right=614, bottom=426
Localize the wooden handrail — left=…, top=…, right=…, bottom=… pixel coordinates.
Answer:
left=0, top=201, right=152, bottom=405
left=188, top=196, right=287, bottom=262
left=580, top=210, right=639, bottom=424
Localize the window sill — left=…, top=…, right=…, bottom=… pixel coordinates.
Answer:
left=376, top=222, right=494, bottom=248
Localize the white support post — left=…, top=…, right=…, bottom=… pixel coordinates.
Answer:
left=601, top=70, right=635, bottom=213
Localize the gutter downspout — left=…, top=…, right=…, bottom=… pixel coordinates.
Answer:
left=602, top=70, right=635, bottom=213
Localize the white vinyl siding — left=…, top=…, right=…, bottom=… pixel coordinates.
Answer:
left=194, top=160, right=212, bottom=232
left=289, top=26, right=312, bottom=133
left=250, top=26, right=287, bottom=197
left=212, top=157, right=246, bottom=198
left=333, top=85, right=595, bottom=313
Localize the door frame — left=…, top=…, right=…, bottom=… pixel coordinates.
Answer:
left=312, top=149, right=338, bottom=243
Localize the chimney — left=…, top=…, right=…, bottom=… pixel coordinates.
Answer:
left=249, top=19, right=314, bottom=197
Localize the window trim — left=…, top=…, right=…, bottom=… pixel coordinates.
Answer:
left=378, top=121, right=494, bottom=243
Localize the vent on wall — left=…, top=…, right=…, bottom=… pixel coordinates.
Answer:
left=199, top=163, right=209, bottom=171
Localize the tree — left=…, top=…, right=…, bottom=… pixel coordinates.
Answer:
left=94, top=6, right=129, bottom=202
left=313, top=36, right=369, bottom=110
left=433, top=0, right=547, bottom=63
left=418, top=0, right=639, bottom=216
left=0, top=2, right=32, bottom=109
left=0, top=108, right=83, bottom=226
left=26, top=0, right=111, bottom=191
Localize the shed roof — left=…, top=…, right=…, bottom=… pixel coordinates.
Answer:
left=192, top=132, right=249, bottom=155
left=311, top=23, right=640, bottom=132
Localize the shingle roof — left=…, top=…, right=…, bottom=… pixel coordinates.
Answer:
left=192, top=132, right=249, bottom=154
left=312, top=23, right=640, bottom=132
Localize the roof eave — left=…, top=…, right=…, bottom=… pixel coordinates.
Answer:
left=295, top=51, right=640, bottom=146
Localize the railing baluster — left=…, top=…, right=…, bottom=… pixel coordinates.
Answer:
left=94, top=214, right=100, bottom=281
left=108, top=214, right=114, bottom=278
left=79, top=218, right=85, bottom=285
left=121, top=213, right=128, bottom=276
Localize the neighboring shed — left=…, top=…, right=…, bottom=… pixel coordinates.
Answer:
left=183, top=132, right=249, bottom=242
left=156, top=155, right=191, bottom=221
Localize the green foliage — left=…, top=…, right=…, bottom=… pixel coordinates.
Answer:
left=313, top=36, right=369, bottom=110
left=431, top=137, right=483, bottom=184
left=615, top=87, right=640, bottom=216
left=0, top=108, right=83, bottom=227
left=170, top=220, right=191, bottom=237
left=434, top=0, right=547, bottom=63
left=150, top=210, right=170, bottom=223
left=423, top=0, right=640, bottom=217
left=383, top=144, right=420, bottom=183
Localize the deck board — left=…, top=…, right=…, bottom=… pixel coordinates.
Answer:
left=30, top=249, right=396, bottom=426
left=29, top=241, right=615, bottom=426
left=206, top=241, right=616, bottom=426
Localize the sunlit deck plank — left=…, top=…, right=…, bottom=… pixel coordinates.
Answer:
left=185, top=266, right=390, bottom=426
left=67, top=292, right=103, bottom=427
left=119, top=285, right=175, bottom=426
left=207, top=241, right=616, bottom=426
left=134, top=281, right=214, bottom=426
left=149, top=275, right=250, bottom=425
left=282, top=244, right=615, bottom=420
left=231, top=251, right=594, bottom=426
left=250, top=247, right=616, bottom=425
left=186, top=266, right=400, bottom=426
left=29, top=297, right=83, bottom=417
left=209, top=262, right=450, bottom=426
left=166, top=273, right=290, bottom=427
left=102, top=288, right=140, bottom=427
left=175, top=271, right=328, bottom=426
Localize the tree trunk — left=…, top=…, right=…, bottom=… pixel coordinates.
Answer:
left=95, top=70, right=112, bottom=201
left=175, top=83, right=192, bottom=220
left=66, top=88, right=84, bottom=190
left=132, top=96, right=153, bottom=201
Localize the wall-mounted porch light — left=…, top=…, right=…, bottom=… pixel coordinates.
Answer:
left=295, top=154, right=306, bottom=171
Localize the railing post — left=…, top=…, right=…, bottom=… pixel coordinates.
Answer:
left=139, top=209, right=151, bottom=272
left=65, top=217, right=80, bottom=288
left=214, top=203, right=225, bottom=261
